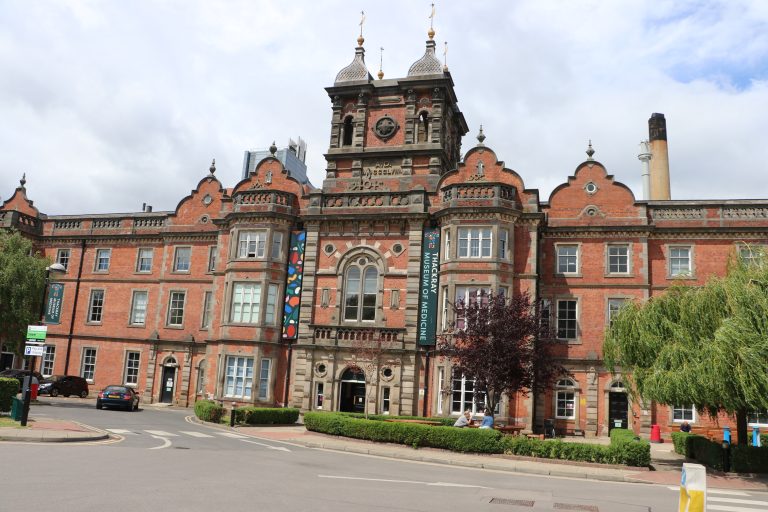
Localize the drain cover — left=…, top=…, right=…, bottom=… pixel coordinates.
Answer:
left=489, top=498, right=534, bottom=507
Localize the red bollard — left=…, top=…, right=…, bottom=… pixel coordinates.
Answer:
left=650, top=424, right=662, bottom=443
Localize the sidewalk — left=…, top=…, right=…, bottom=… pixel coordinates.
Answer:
left=0, top=416, right=108, bottom=442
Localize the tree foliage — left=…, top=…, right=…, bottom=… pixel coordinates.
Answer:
left=438, top=292, right=563, bottom=414
left=604, top=250, right=768, bottom=444
left=0, top=230, right=48, bottom=354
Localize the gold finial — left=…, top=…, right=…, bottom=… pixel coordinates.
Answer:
left=443, top=41, right=448, bottom=70
left=428, top=3, right=436, bottom=39
left=378, top=47, right=384, bottom=79
left=357, top=10, right=365, bottom=46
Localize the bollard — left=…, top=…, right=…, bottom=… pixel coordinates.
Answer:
left=679, top=463, right=707, bottom=512
left=722, top=441, right=731, bottom=473
left=230, top=402, right=236, bottom=428
left=754, top=426, right=761, bottom=447
left=723, top=426, right=731, bottom=445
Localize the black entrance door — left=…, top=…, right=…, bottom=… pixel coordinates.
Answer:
left=339, top=367, right=366, bottom=413
left=160, top=366, right=175, bottom=403
left=608, top=392, right=628, bottom=431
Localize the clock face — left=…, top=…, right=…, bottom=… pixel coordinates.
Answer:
left=374, top=116, right=398, bottom=140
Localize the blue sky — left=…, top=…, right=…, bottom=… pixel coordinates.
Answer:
left=1, top=0, right=767, bottom=215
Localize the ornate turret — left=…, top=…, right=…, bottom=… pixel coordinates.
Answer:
left=334, top=14, right=372, bottom=84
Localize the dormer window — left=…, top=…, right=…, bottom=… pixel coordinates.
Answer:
left=342, top=116, right=353, bottom=146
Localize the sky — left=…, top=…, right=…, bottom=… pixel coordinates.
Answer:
left=1, top=0, right=767, bottom=216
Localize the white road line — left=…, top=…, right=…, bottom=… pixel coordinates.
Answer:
left=148, top=436, right=172, bottom=450
left=667, top=487, right=750, bottom=496
left=317, top=475, right=491, bottom=489
left=240, top=439, right=291, bottom=452
left=217, top=432, right=248, bottom=439
left=179, top=431, right=214, bottom=438
left=145, top=430, right=178, bottom=437
left=106, top=429, right=134, bottom=434
left=710, top=497, right=768, bottom=506
left=709, top=505, right=768, bottom=512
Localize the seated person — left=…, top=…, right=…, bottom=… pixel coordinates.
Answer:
left=680, top=421, right=691, bottom=433
left=453, top=409, right=472, bottom=427
left=479, top=409, right=494, bottom=429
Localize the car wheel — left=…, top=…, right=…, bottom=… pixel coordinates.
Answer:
left=50, top=388, right=59, bottom=397
left=79, top=390, right=88, bottom=399
left=96, top=400, right=102, bottom=410
left=63, top=394, right=70, bottom=398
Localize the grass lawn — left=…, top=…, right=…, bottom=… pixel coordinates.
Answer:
left=0, top=416, right=22, bottom=427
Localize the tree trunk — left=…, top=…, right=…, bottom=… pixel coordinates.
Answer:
left=736, top=407, right=748, bottom=446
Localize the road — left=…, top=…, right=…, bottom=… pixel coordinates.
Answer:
left=3, top=398, right=766, bottom=512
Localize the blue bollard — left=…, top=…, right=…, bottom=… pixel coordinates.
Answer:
left=753, top=426, right=760, bottom=447
left=723, top=426, right=731, bottom=445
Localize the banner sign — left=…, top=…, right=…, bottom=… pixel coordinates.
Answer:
left=282, top=230, right=307, bottom=339
left=417, top=228, right=440, bottom=346
left=44, top=282, right=64, bottom=324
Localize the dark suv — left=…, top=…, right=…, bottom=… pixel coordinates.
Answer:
left=38, top=375, right=89, bottom=398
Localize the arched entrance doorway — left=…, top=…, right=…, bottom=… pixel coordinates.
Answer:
left=339, top=367, right=365, bottom=413
left=160, top=357, right=178, bottom=404
left=608, top=380, right=628, bottom=431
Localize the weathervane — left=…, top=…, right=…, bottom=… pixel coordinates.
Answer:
left=359, top=10, right=365, bottom=37
left=378, top=46, right=384, bottom=79
left=428, top=3, right=436, bottom=39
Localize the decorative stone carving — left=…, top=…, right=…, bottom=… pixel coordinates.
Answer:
left=373, top=116, right=398, bottom=140
left=722, top=207, right=768, bottom=219
left=652, top=208, right=705, bottom=220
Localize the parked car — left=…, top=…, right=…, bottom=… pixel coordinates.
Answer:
left=37, top=375, right=89, bottom=398
left=96, top=385, right=140, bottom=411
left=0, top=369, right=44, bottom=391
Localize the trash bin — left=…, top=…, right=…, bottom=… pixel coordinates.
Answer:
left=31, top=383, right=39, bottom=401
left=544, top=418, right=556, bottom=439
left=11, top=396, right=23, bottom=421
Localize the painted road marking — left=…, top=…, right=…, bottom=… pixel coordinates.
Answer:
left=179, top=431, right=214, bottom=438
left=317, top=475, right=491, bottom=489
left=710, top=497, right=768, bottom=506
left=667, top=487, right=750, bottom=496
left=217, top=432, right=248, bottom=439
left=148, top=436, right=172, bottom=450
left=145, top=430, right=178, bottom=437
left=240, top=439, right=291, bottom=452
left=106, top=429, right=134, bottom=434
left=709, top=505, right=768, bottom=512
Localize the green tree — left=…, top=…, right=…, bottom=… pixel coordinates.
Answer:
left=0, top=230, right=48, bottom=357
left=604, top=251, right=768, bottom=445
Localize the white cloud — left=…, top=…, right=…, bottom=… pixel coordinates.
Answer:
left=1, top=0, right=767, bottom=214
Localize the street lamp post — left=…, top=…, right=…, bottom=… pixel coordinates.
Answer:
left=20, top=262, right=66, bottom=426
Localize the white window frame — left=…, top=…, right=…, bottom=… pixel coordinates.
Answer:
left=555, top=379, right=577, bottom=419
left=498, top=229, right=509, bottom=259
left=315, top=382, right=324, bottom=410
left=201, top=291, right=213, bottom=328
left=167, top=290, right=186, bottom=327
left=258, top=359, right=271, bottom=401
left=556, top=298, right=578, bottom=340
left=607, top=244, right=630, bottom=275
left=556, top=244, right=579, bottom=274
left=173, top=246, right=192, bottom=272
left=207, top=246, right=217, bottom=272
left=264, top=284, right=279, bottom=324
left=458, top=227, right=493, bottom=259
left=271, top=232, right=283, bottom=260
left=230, top=282, right=263, bottom=324
left=381, top=386, right=391, bottom=414
left=56, top=249, right=70, bottom=271
left=124, top=351, right=140, bottom=386
left=454, top=286, right=491, bottom=330
left=451, top=373, right=481, bottom=415
left=136, top=248, right=153, bottom=273
left=738, top=244, right=764, bottom=267
left=129, top=290, right=149, bottom=326
left=237, top=230, right=267, bottom=259
left=607, top=298, right=628, bottom=325
left=437, top=367, right=445, bottom=415
left=94, top=248, right=111, bottom=272
left=41, top=346, right=56, bottom=377
left=748, top=409, right=768, bottom=427
left=81, top=348, right=97, bottom=382
left=224, top=356, right=253, bottom=399
left=672, top=404, right=696, bottom=423
left=343, top=264, right=378, bottom=322
left=443, top=228, right=451, bottom=261
left=668, top=245, right=693, bottom=277
left=441, top=287, right=449, bottom=330
left=87, top=289, right=105, bottom=324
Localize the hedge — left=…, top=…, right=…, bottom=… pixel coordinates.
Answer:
left=303, top=412, right=650, bottom=466
left=673, top=431, right=768, bottom=472
left=730, top=445, right=768, bottom=473
left=194, top=400, right=224, bottom=423
left=234, top=407, right=299, bottom=425
left=671, top=431, right=695, bottom=457
left=336, top=412, right=456, bottom=427
left=0, top=377, right=19, bottom=412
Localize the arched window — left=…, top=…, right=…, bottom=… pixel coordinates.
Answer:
left=417, top=111, right=429, bottom=143
left=342, top=116, right=353, bottom=146
left=341, top=367, right=365, bottom=382
left=344, top=262, right=378, bottom=321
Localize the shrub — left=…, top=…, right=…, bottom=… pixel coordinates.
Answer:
left=0, top=377, right=19, bottom=412
left=730, top=445, right=768, bottom=473
left=194, top=400, right=224, bottom=423
left=687, top=436, right=724, bottom=471
left=234, top=407, right=299, bottom=425
left=606, top=428, right=651, bottom=467
left=671, top=431, right=695, bottom=456
left=336, top=412, right=455, bottom=427
left=761, top=433, right=768, bottom=447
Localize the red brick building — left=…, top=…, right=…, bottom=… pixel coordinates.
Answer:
left=2, top=28, right=766, bottom=438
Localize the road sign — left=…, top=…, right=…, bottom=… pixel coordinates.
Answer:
left=26, top=325, right=47, bottom=342
left=24, top=345, right=46, bottom=356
